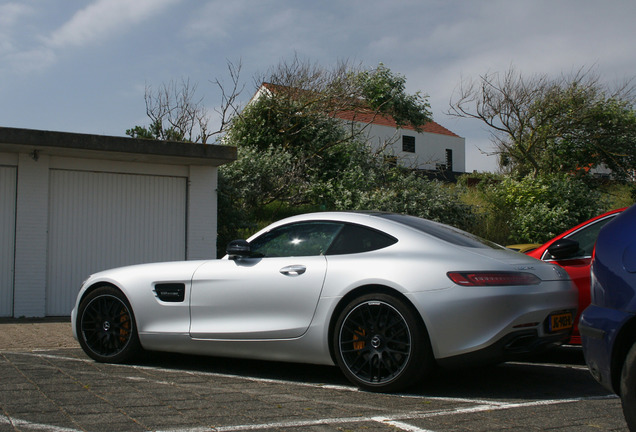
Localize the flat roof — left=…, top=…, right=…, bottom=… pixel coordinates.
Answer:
left=0, top=126, right=236, bottom=166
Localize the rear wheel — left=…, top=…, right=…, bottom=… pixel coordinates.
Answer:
left=620, top=342, right=636, bottom=430
left=77, top=286, right=142, bottom=363
left=333, top=293, right=433, bottom=392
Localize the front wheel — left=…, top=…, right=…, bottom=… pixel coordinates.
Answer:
left=333, top=293, right=433, bottom=392
left=620, top=342, right=636, bottom=430
left=76, top=286, right=143, bottom=363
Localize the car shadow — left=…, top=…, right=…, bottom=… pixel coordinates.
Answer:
left=409, top=346, right=608, bottom=399
left=414, top=362, right=601, bottom=400
left=137, top=350, right=349, bottom=386
left=134, top=345, right=607, bottom=400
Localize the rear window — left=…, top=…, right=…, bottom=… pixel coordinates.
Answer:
left=377, top=213, right=502, bottom=249
left=327, top=223, right=397, bottom=255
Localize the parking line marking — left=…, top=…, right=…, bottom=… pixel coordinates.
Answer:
left=0, top=414, right=81, bottom=432
left=2, top=350, right=620, bottom=432
left=5, top=351, right=618, bottom=400
left=155, top=398, right=613, bottom=432
left=372, top=416, right=434, bottom=432
left=3, top=396, right=618, bottom=432
left=4, top=350, right=360, bottom=391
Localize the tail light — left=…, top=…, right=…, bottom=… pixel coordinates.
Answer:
left=447, top=271, right=541, bottom=286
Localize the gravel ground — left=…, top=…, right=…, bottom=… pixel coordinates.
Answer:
left=0, top=318, right=78, bottom=350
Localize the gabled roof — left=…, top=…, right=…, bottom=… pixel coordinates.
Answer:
left=333, top=110, right=459, bottom=137
left=257, top=83, right=460, bottom=138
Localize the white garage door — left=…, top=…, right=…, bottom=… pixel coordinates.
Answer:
left=47, top=170, right=187, bottom=316
left=0, top=166, right=17, bottom=317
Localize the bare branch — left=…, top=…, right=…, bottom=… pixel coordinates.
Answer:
left=210, top=59, right=245, bottom=142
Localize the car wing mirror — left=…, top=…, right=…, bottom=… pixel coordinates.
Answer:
left=226, top=239, right=251, bottom=259
left=547, top=238, right=580, bottom=260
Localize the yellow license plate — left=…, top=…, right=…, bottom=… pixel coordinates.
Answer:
left=550, top=312, right=573, bottom=332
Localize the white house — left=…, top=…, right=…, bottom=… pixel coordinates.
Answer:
left=0, top=127, right=235, bottom=318
left=254, top=83, right=466, bottom=175
left=334, top=109, right=466, bottom=174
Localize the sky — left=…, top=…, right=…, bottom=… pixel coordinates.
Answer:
left=1, top=0, right=635, bottom=172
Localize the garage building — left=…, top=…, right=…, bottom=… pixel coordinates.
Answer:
left=0, top=127, right=236, bottom=318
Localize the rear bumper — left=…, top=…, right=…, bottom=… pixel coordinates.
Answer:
left=437, top=328, right=571, bottom=368
left=408, top=278, right=578, bottom=361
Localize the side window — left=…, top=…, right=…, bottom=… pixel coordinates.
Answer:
left=327, top=223, right=398, bottom=255
left=250, top=222, right=343, bottom=257
left=562, top=215, right=617, bottom=258
left=402, top=136, right=415, bottom=153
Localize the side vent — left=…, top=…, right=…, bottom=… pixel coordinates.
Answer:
left=154, top=283, right=185, bottom=302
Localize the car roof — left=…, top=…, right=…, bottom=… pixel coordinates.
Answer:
left=248, top=211, right=500, bottom=250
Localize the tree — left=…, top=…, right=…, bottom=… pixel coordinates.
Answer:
left=355, top=63, right=431, bottom=131
left=218, top=59, right=471, bottom=253
left=449, top=66, right=636, bottom=181
left=222, top=58, right=435, bottom=207
left=126, top=61, right=244, bottom=143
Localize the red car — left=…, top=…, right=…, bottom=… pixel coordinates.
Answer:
left=526, top=208, right=626, bottom=344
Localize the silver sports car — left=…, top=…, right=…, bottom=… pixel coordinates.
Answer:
left=72, top=211, right=577, bottom=392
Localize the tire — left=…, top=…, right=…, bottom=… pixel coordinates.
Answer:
left=620, top=342, right=636, bottom=431
left=76, top=286, right=143, bottom=363
left=333, top=293, right=433, bottom=392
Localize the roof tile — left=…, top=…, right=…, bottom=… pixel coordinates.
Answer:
left=259, top=83, right=460, bottom=138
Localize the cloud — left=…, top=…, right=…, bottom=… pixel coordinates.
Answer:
left=1, top=0, right=181, bottom=74
left=0, top=2, right=33, bottom=27
left=0, top=3, right=34, bottom=55
left=46, top=0, right=181, bottom=49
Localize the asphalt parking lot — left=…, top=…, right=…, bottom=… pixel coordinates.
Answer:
left=0, top=319, right=629, bottom=431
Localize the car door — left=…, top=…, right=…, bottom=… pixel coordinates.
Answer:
left=189, top=221, right=343, bottom=340
left=542, top=214, right=619, bottom=291
left=541, top=213, right=619, bottom=341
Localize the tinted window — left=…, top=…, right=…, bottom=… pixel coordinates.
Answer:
left=250, top=222, right=343, bottom=257
left=377, top=213, right=501, bottom=249
left=327, top=223, right=398, bottom=255
left=560, top=214, right=618, bottom=259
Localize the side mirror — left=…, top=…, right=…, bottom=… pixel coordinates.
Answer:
left=547, top=238, right=580, bottom=260
left=226, top=239, right=251, bottom=259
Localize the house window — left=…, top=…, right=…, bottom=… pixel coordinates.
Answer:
left=445, top=149, right=453, bottom=171
left=402, top=136, right=415, bottom=153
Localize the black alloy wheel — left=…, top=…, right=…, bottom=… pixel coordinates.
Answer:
left=77, top=286, right=142, bottom=363
left=334, top=293, right=432, bottom=392
left=620, top=342, right=636, bottom=430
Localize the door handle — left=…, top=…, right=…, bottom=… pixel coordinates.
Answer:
left=280, top=265, right=306, bottom=276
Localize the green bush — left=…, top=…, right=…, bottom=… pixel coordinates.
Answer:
left=467, top=174, right=609, bottom=244
left=332, top=170, right=476, bottom=231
